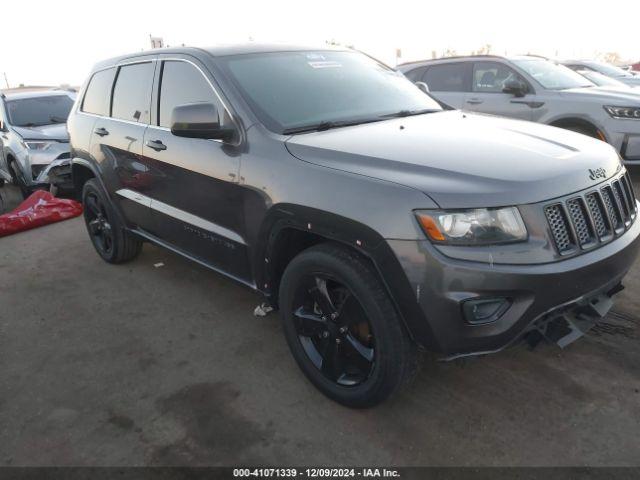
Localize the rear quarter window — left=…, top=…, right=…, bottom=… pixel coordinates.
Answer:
left=82, top=68, right=116, bottom=116
left=402, top=66, right=427, bottom=82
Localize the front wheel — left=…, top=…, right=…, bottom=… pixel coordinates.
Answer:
left=279, top=243, right=417, bottom=408
left=8, top=161, right=29, bottom=198
left=82, top=179, right=142, bottom=263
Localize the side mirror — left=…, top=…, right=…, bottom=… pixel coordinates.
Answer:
left=415, top=81, right=430, bottom=94
left=502, top=79, right=527, bottom=97
left=170, top=102, right=236, bottom=141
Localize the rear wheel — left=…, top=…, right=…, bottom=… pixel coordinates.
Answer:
left=279, top=243, right=417, bottom=408
left=82, top=179, right=142, bottom=263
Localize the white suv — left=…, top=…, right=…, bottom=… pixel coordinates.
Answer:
left=398, top=55, right=640, bottom=164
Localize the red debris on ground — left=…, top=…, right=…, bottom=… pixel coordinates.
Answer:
left=0, top=190, right=83, bottom=238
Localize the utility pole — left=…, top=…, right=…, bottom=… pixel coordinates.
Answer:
left=3, top=72, right=8, bottom=89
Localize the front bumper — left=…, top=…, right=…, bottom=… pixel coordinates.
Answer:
left=606, top=128, right=640, bottom=163
left=31, top=157, right=72, bottom=187
left=388, top=214, right=640, bottom=357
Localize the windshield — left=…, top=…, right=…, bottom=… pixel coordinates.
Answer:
left=578, top=70, right=628, bottom=88
left=6, top=95, right=74, bottom=127
left=588, top=61, right=632, bottom=78
left=512, top=59, right=594, bottom=90
left=219, top=50, right=442, bottom=133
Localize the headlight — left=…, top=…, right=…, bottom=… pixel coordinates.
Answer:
left=22, top=141, right=55, bottom=150
left=415, top=207, right=527, bottom=245
left=604, top=106, right=640, bottom=119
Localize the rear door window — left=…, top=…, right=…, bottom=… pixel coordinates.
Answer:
left=111, top=62, right=155, bottom=123
left=157, top=60, right=229, bottom=128
left=82, top=68, right=116, bottom=116
left=423, top=63, right=472, bottom=92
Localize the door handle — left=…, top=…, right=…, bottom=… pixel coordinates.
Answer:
left=466, top=98, right=483, bottom=105
left=94, top=127, right=109, bottom=137
left=146, top=139, right=167, bottom=152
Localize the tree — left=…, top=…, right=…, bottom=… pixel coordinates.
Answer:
left=601, top=52, right=622, bottom=65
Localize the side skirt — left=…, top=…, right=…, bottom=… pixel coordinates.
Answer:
left=130, top=227, right=258, bottom=291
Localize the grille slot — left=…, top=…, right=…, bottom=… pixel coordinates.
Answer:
left=602, top=186, right=623, bottom=231
left=545, top=173, right=636, bottom=255
left=545, top=204, right=574, bottom=253
left=567, top=198, right=594, bottom=246
left=585, top=193, right=610, bottom=239
left=621, top=173, right=637, bottom=216
left=612, top=180, right=630, bottom=222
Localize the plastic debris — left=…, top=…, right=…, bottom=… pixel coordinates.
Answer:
left=153, top=262, right=165, bottom=268
left=0, top=190, right=82, bottom=238
left=253, top=303, right=274, bottom=317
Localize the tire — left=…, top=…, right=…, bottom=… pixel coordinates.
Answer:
left=279, top=243, right=417, bottom=408
left=82, top=179, right=142, bottom=264
left=563, top=124, right=603, bottom=141
left=8, top=161, right=29, bottom=198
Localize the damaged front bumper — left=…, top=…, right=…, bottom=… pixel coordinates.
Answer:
left=31, top=158, right=72, bottom=189
left=388, top=213, right=640, bottom=358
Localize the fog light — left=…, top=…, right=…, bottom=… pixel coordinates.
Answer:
left=462, top=297, right=511, bottom=325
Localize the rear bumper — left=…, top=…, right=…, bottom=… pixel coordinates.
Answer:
left=388, top=215, right=640, bottom=356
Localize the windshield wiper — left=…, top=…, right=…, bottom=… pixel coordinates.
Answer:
left=16, top=122, right=45, bottom=127
left=49, top=116, right=67, bottom=124
left=282, top=118, right=383, bottom=135
left=379, top=108, right=440, bottom=119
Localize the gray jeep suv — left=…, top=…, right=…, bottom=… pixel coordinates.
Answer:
left=398, top=55, right=640, bottom=163
left=69, top=45, right=640, bottom=407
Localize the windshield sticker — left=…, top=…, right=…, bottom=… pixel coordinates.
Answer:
left=308, top=60, right=343, bottom=69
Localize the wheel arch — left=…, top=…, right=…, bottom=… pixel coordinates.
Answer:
left=547, top=116, right=608, bottom=142
left=256, top=203, right=438, bottom=350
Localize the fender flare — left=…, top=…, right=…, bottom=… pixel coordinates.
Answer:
left=255, top=203, right=439, bottom=350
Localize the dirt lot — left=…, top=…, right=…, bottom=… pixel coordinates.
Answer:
left=1, top=171, right=639, bottom=467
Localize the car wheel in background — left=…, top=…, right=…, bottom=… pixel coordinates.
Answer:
left=82, top=179, right=142, bottom=264
left=279, top=243, right=418, bottom=408
left=8, top=161, right=29, bottom=198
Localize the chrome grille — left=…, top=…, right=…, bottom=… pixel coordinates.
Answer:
left=546, top=172, right=636, bottom=254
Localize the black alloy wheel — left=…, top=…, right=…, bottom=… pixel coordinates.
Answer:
left=292, top=273, right=375, bottom=387
left=279, top=243, right=417, bottom=408
left=84, top=189, right=115, bottom=257
left=81, top=179, right=142, bottom=264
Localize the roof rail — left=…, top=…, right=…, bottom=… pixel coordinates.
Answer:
left=398, top=54, right=504, bottom=67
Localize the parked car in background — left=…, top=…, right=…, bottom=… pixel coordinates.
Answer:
left=398, top=55, right=640, bottom=164
left=69, top=45, right=640, bottom=407
left=574, top=69, right=639, bottom=92
left=562, top=60, right=640, bottom=87
left=0, top=90, right=75, bottom=196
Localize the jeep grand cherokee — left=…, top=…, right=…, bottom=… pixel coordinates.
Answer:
left=68, top=45, right=640, bottom=407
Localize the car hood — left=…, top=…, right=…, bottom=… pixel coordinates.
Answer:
left=12, top=123, right=69, bottom=141
left=561, top=86, right=640, bottom=104
left=285, top=111, right=622, bottom=208
left=619, top=76, right=640, bottom=87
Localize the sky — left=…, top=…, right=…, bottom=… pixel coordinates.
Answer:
left=2, top=0, right=639, bottom=87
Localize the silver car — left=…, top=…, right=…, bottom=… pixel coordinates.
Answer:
left=398, top=55, right=640, bottom=164
left=562, top=60, right=640, bottom=88
left=0, top=90, right=75, bottom=194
